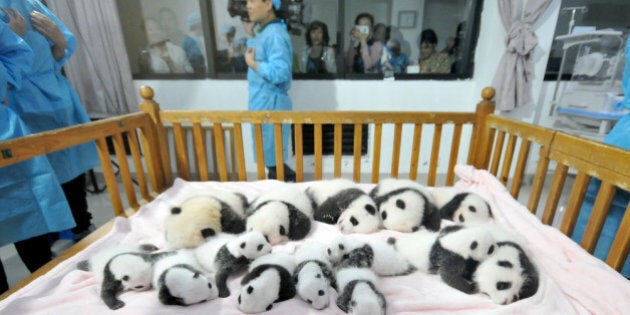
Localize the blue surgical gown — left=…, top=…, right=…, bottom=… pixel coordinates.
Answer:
left=1, top=0, right=99, bottom=184
left=247, top=20, right=293, bottom=167
left=0, top=22, right=75, bottom=246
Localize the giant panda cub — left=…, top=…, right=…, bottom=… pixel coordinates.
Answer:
left=370, top=178, right=440, bottom=232
left=473, top=241, right=539, bottom=305
left=427, top=225, right=496, bottom=294
left=77, top=243, right=159, bottom=310
left=293, top=242, right=337, bottom=310
left=237, top=252, right=297, bottom=313
left=152, top=249, right=219, bottom=306
left=306, top=179, right=381, bottom=234
left=387, top=229, right=440, bottom=273
left=432, top=187, right=493, bottom=225
left=335, top=267, right=386, bottom=315
left=165, top=192, right=248, bottom=249
left=194, top=230, right=272, bottom=297
left=325, top=236, right=415, bottom=276
left=246, top=184, right=313, bottom=245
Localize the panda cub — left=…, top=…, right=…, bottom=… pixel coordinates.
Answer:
left=370, top=178, right=440, bottom=233
left=335, top=267, right=386, bottom=315
left=165, top=192, right=248, bottom=249
left=432, top=187, right=493, bottom=225
left=387, top=229, right=440, bottom=273
left=293, top=242, right=336, bottom=310
left=325, top=236, right=415, bottom=276
left=77, top=243, right=158, bottom=310
left=246, top=184, right=313, bottom=245
left=473, top=241, right=539, bottom=305
left=152, top=249, right=219, bottom=306
left=194, top=230, right=272, bottom=297
left=306, top=179, right=381, bottom=234
left=238, top=253, right=297, bottom=313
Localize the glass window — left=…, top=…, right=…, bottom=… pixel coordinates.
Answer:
left=545, top=0, right=630, bottom=81
left=117, top=0, right=208, bottom=78
left=211, top=0, right=252, bottom=77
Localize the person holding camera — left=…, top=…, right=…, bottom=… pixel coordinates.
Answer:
left=245, top=0, right=296, bottom=181
left=345, top=12, right=383, bottom=74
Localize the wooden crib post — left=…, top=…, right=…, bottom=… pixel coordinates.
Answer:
left=139, top=86, right=172, bottom=190
left=469, top=87, right=496, bottom=169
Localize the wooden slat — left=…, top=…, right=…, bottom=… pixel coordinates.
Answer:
left=372, top=124, right=382, bottom=183
left=607, top=203, right=630, bottom=271
left=498, top=134, right=517, bottom=185
left=112, top=133, right=138, bottom=209
left=559, top=172, right=590, bottom=236
left=409, top=124, right=422, bottom=181
left=95, top=138, right=124, bottom=217
left=334, top=124, right=342, bottom=178
left=581, top=182, right=616, bottom=253
left=253, top=124, right=265, bottom=180
left=294, top=124, right=304, bottom=182
left=171, top=123, right=190, bottom=180
left=213, top=123, right=229, bottom=181
left=445, top=124, right=463, bottom=186
left=428, top=124, right=442, bottom=186
left=233, top=123, right=247, bottom=181
left=527, top=148, right=550, bottom=214
left=489, top=131, right=506, bottom=176
left=390, top=123, right=403, bottom=178
left=314, top=124, right=323, bottom=180
left=273, top=124, right=285, bottom=180
left=541, top=163, right=568, bottom=225
left=509, top=140, right=531, bottom=199
left=353, top=124, right=362, bottom=182
left=126, top=130, right=149, bottom=200
left=192, top=122, right=209, bottom=181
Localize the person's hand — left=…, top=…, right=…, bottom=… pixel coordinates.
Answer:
left=30, top=10, right=67, bottom=60
left=356, top=30, right=369, bottom=43
left=1, top=7, right=27, bottom=37
left=245, top=47, right=257, bottom=71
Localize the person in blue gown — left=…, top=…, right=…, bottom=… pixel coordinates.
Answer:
left=245, top=0, right=296, bottom=181
left=0, top=20, right=75, bottom=295
left=0, top=0, right=99, bottom=238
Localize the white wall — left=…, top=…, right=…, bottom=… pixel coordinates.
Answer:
left=133, top=0, right=562, bottom=175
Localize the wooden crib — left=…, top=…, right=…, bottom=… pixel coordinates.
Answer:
left=0, top=86, right=628, bottom=301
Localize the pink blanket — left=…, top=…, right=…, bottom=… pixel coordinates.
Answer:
left=1, top=165, right=628, bottom=314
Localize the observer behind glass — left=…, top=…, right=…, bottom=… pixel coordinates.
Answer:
left=245, top=0, right=296, bottom=181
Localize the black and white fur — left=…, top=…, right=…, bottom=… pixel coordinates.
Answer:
left=387, top=229, right=440, bottom=273
left=152, top=249, right=218, bottom=306
left=194, top=231, right=272, bottom=297
left=238, top=253, right=297, bottom=313
left=473, top=241, right=539, bottom=305
left=325, top=236, right=415, bottom=276
left=370, top=178, right=440, bottom=232
left=428, top=225, right=497, bottom=294
left=77, top=244, right=158, bottom=310
left=432, top=187, right=493, bottom=225
left=335, top=267, right=386, bottom=315
left=306, top=179, right=381, bottom=234
left=246, top=184, right=313, bottom=245
left=293, top=242, right=337, bottom=309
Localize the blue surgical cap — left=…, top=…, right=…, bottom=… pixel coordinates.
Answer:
left=272, top=0, right=281, bottom=10
left=186, top=12, right=201, bottom=28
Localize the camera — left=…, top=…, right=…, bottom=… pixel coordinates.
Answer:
left=355, top=25, right=369, bottom=34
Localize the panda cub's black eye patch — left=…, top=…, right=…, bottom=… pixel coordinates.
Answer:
left=279, top=225, right=286, bottom=236
left=488, top=245, right=495, bottom=255
left=208, top=283, right=213, bottom=289
left=497, top=260, right=513, bottom=268
left=307, top=299, right=312, bottom=304
left=496, top=281, right=512, bottom=290
left=201, top=228, right=215, bottom=238
left=470, top=241, right=478, bottom=250
left=381, top=211, right=388, bottom=220
left=316, top=274, right=322, bottom=278
left=170, top=207, right=181, bottom=214
left=459, top=214, right=465, bottom=222
left=468, top=205, right=477, bottom=212
left=266, top=304, right=273, bottom=311
left=247, top=286, right=254, bottom=294
left=257, top=244, right=263, bottom=251
left=122, top=275, right=130, bottom=281
left=396, top=199, right=405, bottom=209
left=350, top=216, right=359, bottom=226
left=318, top=290, right=325, bottom=296
left=339, top=244, right=344, bottom=250
left=365, top=204, right=376, bottom=215
left=327, top=248, right=332, bottom=255
left=240, top=242, right=246, bottom=249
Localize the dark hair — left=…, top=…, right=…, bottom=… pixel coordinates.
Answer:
left=354, top=12, right=374, bottom=26
left=420, top=28, right=438, bottom=46
left=305, top=20, right=330, bottom=46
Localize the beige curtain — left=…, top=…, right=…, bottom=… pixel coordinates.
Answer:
left=492, top=0, right=553, bottom=111
left=48, top=0, right=136, bottom=116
